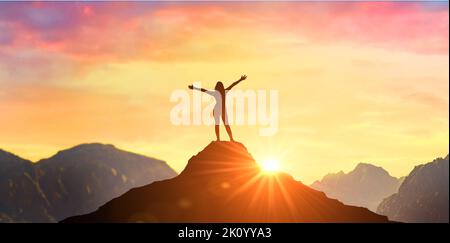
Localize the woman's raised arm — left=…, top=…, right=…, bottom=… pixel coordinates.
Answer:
left=226, top=75, right=247, bottom=90
left=188, top=84, right=210, bottom=93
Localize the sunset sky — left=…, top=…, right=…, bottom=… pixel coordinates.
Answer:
left=0, top=1, right=448, bottom=184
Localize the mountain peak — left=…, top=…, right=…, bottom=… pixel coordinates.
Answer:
left=351, top=162, right=393, bottom=178
left=63, top=141, right=389, bottom=223
left=377, top=155, right=449, bottom=222
left=179, top=141, right=258, bottom=177
left=1, top=143, right=177, bottom=222
left=37, top=143, right=118, bottom=162
left=56, top=143, right=117, bottom=154
left=311, top=162, right=402, bottom=212
left=354, top=162, right=382, bottom=171
left=191, top=141, right=253, bottom=161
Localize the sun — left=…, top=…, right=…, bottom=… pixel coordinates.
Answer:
left=260, top=159, right=280, bottom=173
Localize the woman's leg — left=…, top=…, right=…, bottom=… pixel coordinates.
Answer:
left=213, top=110, right=220, bottom=141
left=224, top=125, right=234, bottom=142
left=215, top=125, right=220, bottom=141
left=222, top=111, right=234, bottom=142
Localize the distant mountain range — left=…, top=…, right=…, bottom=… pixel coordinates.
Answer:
left=63, top=142, right=389, bottom=223
left=310, top=163, right=404, bottom=212
left=0, top=143, right=177, bottom=222
left=2, top=142, right=447, bottom=223
left=377, top=155, right=449, bottom=223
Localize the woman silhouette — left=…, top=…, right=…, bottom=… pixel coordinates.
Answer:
left=189, top=75, right=247, bottom=142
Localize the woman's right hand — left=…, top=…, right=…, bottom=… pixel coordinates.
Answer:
left=188, top=84, right=194, bottom=89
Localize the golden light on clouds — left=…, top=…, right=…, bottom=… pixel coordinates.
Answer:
left=0, top=2, right=448, bottom=184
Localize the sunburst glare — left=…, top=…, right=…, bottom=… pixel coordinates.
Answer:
left=261, top=159, right=280, bottom=173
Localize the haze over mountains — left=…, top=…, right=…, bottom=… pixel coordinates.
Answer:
left=63, top=142, right=390, bottom=223
left=310, top=155, right=449, bottom=223
left=311, top=163, right=404, bottom=212
left=0, top=144, right=177, bottom=222
left=377, top=155, right=449, bottom=223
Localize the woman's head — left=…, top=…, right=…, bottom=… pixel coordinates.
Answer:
left=215, top=81, right=225, bottom=92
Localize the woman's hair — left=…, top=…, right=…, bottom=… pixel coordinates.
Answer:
left=215, top=81, right=225, bottom=94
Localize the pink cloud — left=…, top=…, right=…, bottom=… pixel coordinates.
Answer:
left=0, top=2, right=447, bottom=66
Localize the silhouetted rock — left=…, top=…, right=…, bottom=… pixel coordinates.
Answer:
left=311, top=163, right=402, bottom=211
left=63, top=142, right=389, bottom=223
left=377, top=155, right=449, bottom=223
left=0, top=144, right=177, bottom=222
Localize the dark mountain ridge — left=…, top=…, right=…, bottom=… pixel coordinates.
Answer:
left=63, top=142, right=389, bottom=223
left=377, top=155, right=449, bottom=223
left=0, top=143, right=177, bottom=222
